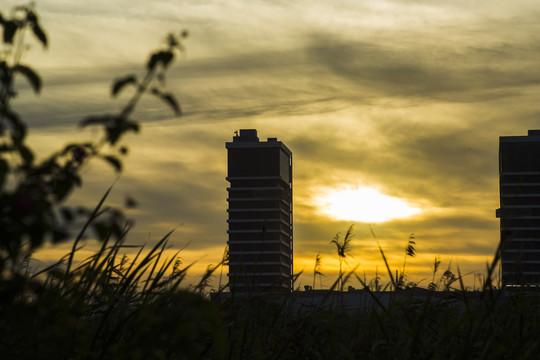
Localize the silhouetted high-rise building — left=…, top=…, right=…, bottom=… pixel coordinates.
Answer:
left=226, top=129, right=293, bottom=293
left=497, top=130, right=540, bottom=288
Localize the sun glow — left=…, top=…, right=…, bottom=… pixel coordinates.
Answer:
left=316, top=186, right=422, bottom=223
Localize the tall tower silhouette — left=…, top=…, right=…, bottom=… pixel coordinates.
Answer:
left=497, top=130, right=540, bottom=288
left=226, top=129, right=293, bottom=293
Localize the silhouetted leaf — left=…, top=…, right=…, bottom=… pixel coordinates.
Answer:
left=102, top=155, right=122, bottom=172
left=166, top=33, right=178, bottom=48
left=151, top=88, right=182, bottom=115
left=2, top=20, right=17, bottom=44
left=124, top=120, right=139, bottom=133
left=61, top=143, right=92, bottom=155
left=71, top=146, right=87, bottom=163
left=13, top=64, right=41, bottom=93
left=105, top=119, right=139, bottom=145
left=31, top=22, right=47, bottom=47
left=112, top=75, right=137, bottom=97
left=147, top=51, right=174, bottom=71
left=105, top=127, right=122, bottom=145
left=54, top=174, right=79, bottom=202
left=10, top=121, right=27, bottom=146
left=25, top=10, right=37, bottom=23
left=33, top=158, right=59, bottom=176
left=18, top=144, right=34, bottom=165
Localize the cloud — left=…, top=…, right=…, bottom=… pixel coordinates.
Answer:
left=10, top=0, right=540, bottom=288
left=306, top=34, right=540, bottom=102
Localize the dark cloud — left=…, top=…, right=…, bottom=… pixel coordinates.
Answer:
left=306, top=34, right=540, bottom=102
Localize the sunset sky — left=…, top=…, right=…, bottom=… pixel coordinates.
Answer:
left=7, top=0, right=540, bottom=289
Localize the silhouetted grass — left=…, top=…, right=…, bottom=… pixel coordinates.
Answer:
left=0, top=186, right=521, bottom=359
left=4, top=214, right=540, bottom=360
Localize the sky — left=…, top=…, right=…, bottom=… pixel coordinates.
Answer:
left=5, top=0, right=540, bottom=290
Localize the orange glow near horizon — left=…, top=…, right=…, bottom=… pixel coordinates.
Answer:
left=315, top=186, right=423, bottom=223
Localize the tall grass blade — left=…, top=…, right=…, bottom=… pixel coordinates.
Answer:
left=369, top=225, right=397, bottom=290
left=66, top=184, right=114, bottom=275
left=378, top=243, right=397, bottom=291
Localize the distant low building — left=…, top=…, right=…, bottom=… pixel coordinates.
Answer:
left=225, top=129, right=293, bottom=293
left=497, top=130, right=540, bottom=288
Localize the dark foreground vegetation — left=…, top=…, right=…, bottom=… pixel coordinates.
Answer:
left=3, top=236, right=540, bottom=360
left=2, top=4, right=540, bottom=359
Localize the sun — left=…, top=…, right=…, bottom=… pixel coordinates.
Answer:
left=315, top=186, right=422, bottom=223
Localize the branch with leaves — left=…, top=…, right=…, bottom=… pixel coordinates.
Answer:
left=0, top=4, right=186, bottom=276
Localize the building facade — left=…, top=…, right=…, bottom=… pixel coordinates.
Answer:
left=226, top=129, right=293, bottom=292
left=497, top=130, right=540, bottom=287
